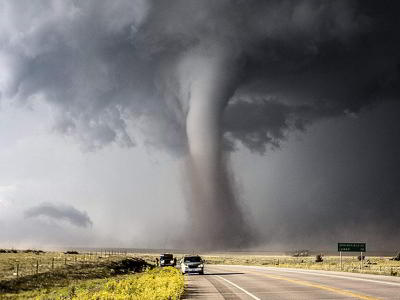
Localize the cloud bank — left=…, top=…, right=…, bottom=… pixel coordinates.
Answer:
left=24, top=203, right=93, bottom=228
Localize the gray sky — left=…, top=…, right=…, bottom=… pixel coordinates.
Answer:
left=0, top=0, right=399, bottom=251
left=2, top=98, right=400, bottom=251
left=0, top=99, right=186, bottom=248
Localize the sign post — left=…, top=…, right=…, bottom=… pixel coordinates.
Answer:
left=338, top=243, right=366, bottom=272
left=361, top=251, right=363, bottom=271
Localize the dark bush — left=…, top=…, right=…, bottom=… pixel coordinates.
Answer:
left=64, top=251, right=79, bottom=255
left=0, top=249, right=18, bottom=253
left=23, top=250, right=45, bottom=254
left=108, top=258, right=149, bottom=274
left=390, top=252, right=400, bottom=261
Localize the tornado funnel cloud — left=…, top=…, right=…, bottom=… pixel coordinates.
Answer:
left=178, top=49, right=252, bottom=249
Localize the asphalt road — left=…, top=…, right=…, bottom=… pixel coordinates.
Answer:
left=182, top=265, right=400, bottom=299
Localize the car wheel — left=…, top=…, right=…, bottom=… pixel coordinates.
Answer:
left=199, top=271, right=204, bottom=275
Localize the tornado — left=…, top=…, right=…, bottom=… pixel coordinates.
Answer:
left=177, top=46, right=252, bottom=249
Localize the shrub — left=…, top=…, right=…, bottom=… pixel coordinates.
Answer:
left=31, top=267, right=184, bottom=300
left=64, top=251, right=79, bottom=255
left=315, top=254, right=323, bottom=262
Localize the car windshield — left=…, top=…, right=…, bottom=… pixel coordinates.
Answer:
left=161, top=254, right=173, bottom=259
left=184, top=256, right=202, bottom=262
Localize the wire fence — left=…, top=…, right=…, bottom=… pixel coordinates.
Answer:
left=0, top=250, right=129, bottom=280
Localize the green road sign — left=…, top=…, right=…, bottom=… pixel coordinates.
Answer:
left=338, top=243, right=366, bottom=252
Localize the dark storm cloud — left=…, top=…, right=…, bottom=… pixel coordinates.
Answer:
left=24, top=203, right=93, bottom=228
left=1, top=0, right=398, bottom=152
left=223, top=98, right=345, bottom=153
left=252, top=101, right=400, bottom=250
left=220, top=0, right=400, bottom=152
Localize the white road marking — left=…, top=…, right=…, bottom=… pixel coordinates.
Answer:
left=224, top=265, right=400, bottom=287
left=215, top=275, right=261, bottom=300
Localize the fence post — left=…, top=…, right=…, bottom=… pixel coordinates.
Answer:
left=65, top=257, right=67, bottom=265
left=36, top=260, right=39, bottom=274
left=16, top=263, right=19, bottom=278
left=52, top=258, right=54, bottom=270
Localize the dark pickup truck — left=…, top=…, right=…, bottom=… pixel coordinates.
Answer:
left=160, top=253, right=176, bottom=267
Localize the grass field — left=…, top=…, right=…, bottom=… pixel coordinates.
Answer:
left=200, top=253, right=400, bottom=276
left=0, top=250, right=128, bottom=281
left=0, top=251, right=184, bottom=299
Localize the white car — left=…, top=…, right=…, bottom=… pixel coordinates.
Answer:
left=180, top=255, right=204, bottom=274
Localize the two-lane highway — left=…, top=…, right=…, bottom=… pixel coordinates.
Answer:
left=183, top=265, right=400, bottom=299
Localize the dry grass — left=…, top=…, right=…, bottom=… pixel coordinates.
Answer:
left=0, top=250, right=130, bottom=281
left=0, top=250, right=150, bottom=298
left=198, top=254, right=400, bottom=276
